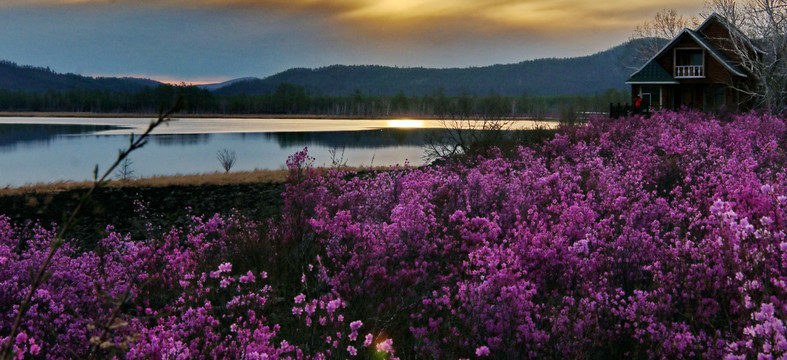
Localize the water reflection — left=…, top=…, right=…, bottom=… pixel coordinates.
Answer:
left=0, top=123, right=125, bottom=151
left=0, top=123, right=445, bottom=152
left=152, top=133, right=213, bottom=146
left=0, top=120, right=547, bottom=186
left=126, top=128, right=447, bottom=149
left=386, top=119, right=425, bottom=128
left=265, top=128, right=443, bottom=148
left=0, top=124, right=438, bottom=186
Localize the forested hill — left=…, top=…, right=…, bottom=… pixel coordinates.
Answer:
left=216, top=40, right=643, bottom=97
left=0, top=60, right=160, bottom=93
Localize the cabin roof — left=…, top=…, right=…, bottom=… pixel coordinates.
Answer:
left=696, top=12, right=764, bottom=54
left=625, top=61, right=678, bottom=84
left=686, top=28, right=747, bottom=77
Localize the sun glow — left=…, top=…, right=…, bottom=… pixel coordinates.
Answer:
left=5, top=0, right=707, bottom=41
left=386, top=119, right=424, bottom=128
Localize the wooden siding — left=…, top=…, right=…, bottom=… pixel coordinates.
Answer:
left=698, top=17, right=755, bottom=66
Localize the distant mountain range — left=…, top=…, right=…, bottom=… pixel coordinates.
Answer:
left=0, top=60, right=160, bottom=93
left=0, top=39, right=652, bottom=97
left=214, top=40, right=647, bottom=97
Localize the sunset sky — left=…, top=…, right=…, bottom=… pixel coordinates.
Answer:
left=0, top=0, right=706, bottom=84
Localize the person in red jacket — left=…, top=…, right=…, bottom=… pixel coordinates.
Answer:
left=633, top=95, right=643, bottom=114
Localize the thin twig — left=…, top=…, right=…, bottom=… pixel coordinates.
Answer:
left=0, top=98, right=183, bottom=359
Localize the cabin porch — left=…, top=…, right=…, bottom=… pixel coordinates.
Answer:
left=632, top=83, right=738, bottom=113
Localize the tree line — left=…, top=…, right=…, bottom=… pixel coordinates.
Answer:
left=0, top=82, right=629, bottom=118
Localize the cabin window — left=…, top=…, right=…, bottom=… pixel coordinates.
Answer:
left=676, top=50, right=703, bottom=66
left=674, top=49, right=705, bottom=78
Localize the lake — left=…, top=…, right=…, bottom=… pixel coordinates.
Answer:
left=0, top=117, right=556, bottom=187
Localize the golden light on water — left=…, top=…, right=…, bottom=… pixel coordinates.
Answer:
left=386, top=119, right=424, bottom=128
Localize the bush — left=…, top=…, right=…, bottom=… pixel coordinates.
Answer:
left=217, top=149, right=237, bottom=173
left=280, top=110, right=787, bottom=358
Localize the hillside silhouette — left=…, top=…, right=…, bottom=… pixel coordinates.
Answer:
left=0, top=39, right=658, bottom=98
left=0, top=60, right=159, bottom=93
left=216, top=40, right=649, bottom=97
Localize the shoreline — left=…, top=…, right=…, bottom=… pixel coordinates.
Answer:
left=0, top=111, right=545, bottom=121
left=0, top=165, right=395, bottom=197
left=0, top=169, right=290, bottom=196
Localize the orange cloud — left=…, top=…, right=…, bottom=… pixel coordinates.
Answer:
left=215, top=0, right=707, bottom=39
left=2, top=0, right=707, bottom=39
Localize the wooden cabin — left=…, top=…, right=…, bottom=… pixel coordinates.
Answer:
left=626, top=13, right=759, bottom=112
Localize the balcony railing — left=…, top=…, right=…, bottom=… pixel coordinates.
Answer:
left=675, top=65, right=704, bottom=78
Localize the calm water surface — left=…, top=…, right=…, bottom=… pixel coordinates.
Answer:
left=0, top=117, right=556, bottom=186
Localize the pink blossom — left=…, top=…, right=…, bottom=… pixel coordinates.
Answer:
left=350, top=320, right=363, bottom=331
left=475, top=346, right=490, bottom=356
left=376, top=338, right=393, bottom=353
left=326, top=299, right=341, bottom=314
left=239, top=270, right=256, bottom=283
left=294, top=293, right=306, bottom=304
left=15, top=332, right=27, bottom=345
left=218, top=262, right=232, bottom=272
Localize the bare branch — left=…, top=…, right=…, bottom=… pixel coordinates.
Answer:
left=705, top=0, right=787, bottom=113
left=629, top=9, right=699, bottom=68
left=0, top=97, right=183, bottom=360
left=217, top=148, right=237, bottom=173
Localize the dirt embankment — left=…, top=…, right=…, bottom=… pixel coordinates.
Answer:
left=0, top=182, right=286, bottom=246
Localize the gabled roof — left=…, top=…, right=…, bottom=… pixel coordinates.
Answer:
left=625, top=61, right=678, bottom=84
left=696, top=12, right=765, bottom=54
left=686, top=28, right=747, bottom=76
left=627, top=26, right=748, bottom=84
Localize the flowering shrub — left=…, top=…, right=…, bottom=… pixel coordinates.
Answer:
left=0, top=211, right=379, bottom=359
left=285, top=111, right=787, bottom=358
left=2, top=110, right=787, bottom=359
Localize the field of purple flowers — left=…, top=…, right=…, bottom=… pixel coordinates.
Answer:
left=2, top=110, right=787, bottom=359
